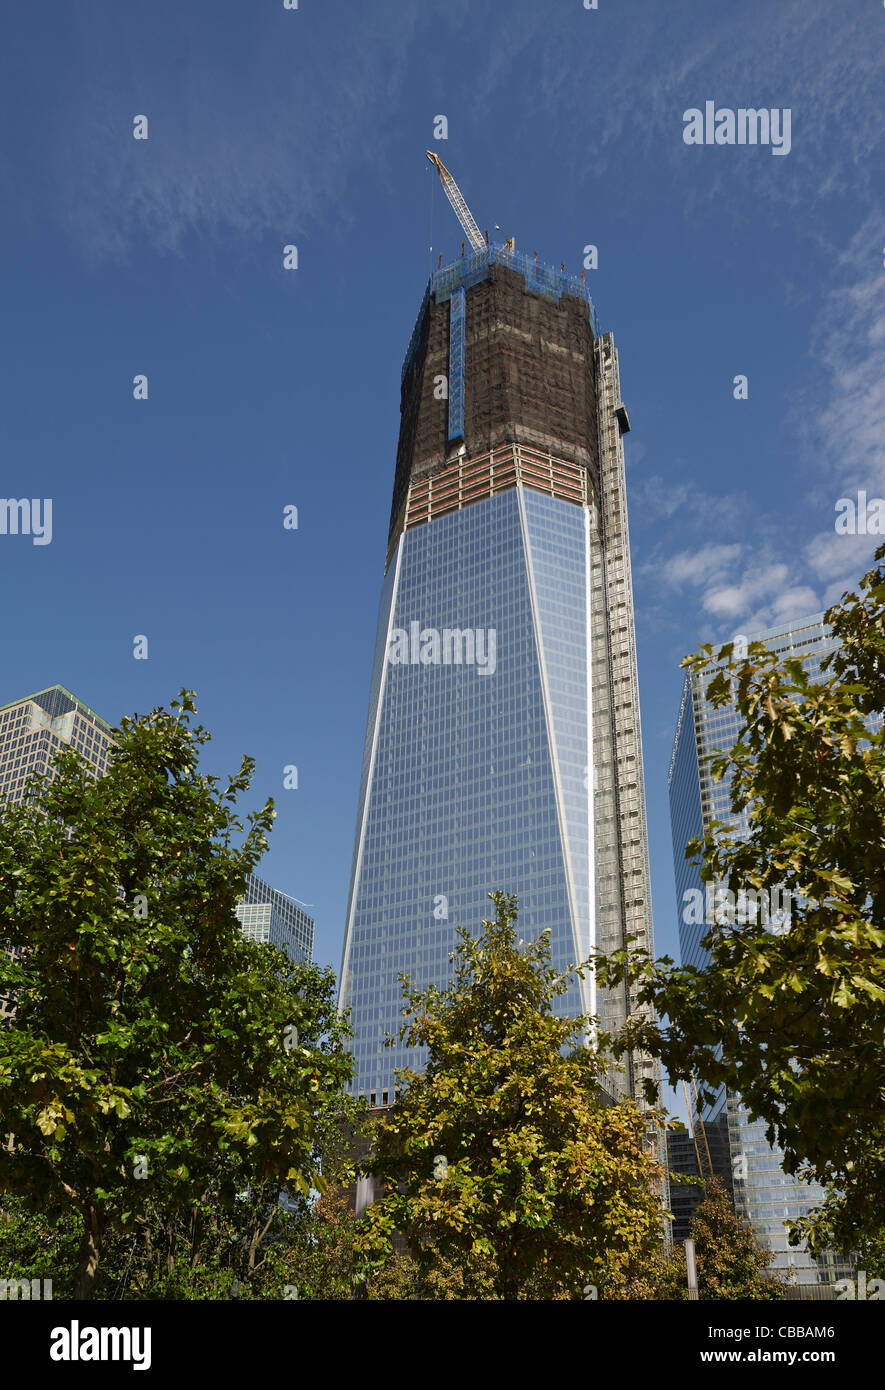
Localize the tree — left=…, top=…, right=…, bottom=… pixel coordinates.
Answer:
left=280, top=1180, right=417, bottom=1302
left=0, top=1193, right=81, bottom=1295
left=355, top=892, right=667, bottom=1299
left=0, top=1088, right=417, bottom=1300
left=626, top=1179, right=784, bottom=1300
left=0, top=691, right=352, bottom=1298
left=686, top=1178, right=786, bottom=1300
left=595, top=546, right=885, bottom=1268
left=616, top=1239, right=687, bottom=1301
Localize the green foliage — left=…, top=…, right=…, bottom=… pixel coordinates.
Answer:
left=594, top=546, right=885, bottom=1268
left=623, top=1179, right=785, bottom=1300
left=355, top=892, right=668, bottom=1299
left=616, top=1240, right=687, bottom=1301
left=0, top=1194, right=82, bottom=1294
left=0, top=691, right=353, bottom=1297
left=282, top=1180, right=417, bottom=1301
left=0, top=1096, right=409, bottom=1301
left=686, top=1178, right=786, bottom=1300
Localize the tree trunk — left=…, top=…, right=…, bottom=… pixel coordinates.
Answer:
left=500, top=1247, right=522, bottom=1301
left=73, top=1203, right=104, bottom=1299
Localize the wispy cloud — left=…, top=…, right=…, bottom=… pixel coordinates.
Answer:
left=467, top=0, right=885, bottom=208
left=631, top=474, right=753, bottom=532
left=804, top=220, right=885, bottom=497
left=629, top=474, right=689, bottom=520
left=38, top=4, right=421, bottom=259
left=786, top=215, right=885, bottom=603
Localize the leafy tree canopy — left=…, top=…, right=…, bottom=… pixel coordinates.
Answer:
left=595, top=546, right=885, bottom=1267
left=356, top=892, right=668, bottom=1299
left=0, top=691, right=352, bottom=1297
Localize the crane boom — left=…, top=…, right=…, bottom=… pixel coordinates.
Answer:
left=426, top=150, right=486, bottom=254
left=683, top=1075, right=714, bottom=1180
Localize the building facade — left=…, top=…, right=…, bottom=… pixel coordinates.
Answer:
left=669, top=612, right=857, bottom=1283
left=0, top=685, right=114, bottom=1023
left=235, top=874, right=314, bottom=964
left=339, top=244, right=658, bottom=1112
left=0, top=686, right=312, bottom=994
left=666, top=1125, right=704, bottom=1244
left=0, top=685, right=112, bottom=809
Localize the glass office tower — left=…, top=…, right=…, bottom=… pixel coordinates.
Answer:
left=339, top=244, right=658, bottom=1112
left=235, top=874, right=314, bottom=965
left=669, top=613, right=858, bottom=1284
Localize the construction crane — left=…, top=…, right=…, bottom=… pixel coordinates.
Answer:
left=426, top=150, right=486, bottom=254
left=683, top=1075, right=714, bottom=1180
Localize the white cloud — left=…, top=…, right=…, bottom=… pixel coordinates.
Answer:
left=647, top=541, right=823, bottom=636
left=657, top=543, right=742, bottom=589
left=805, top=528, right=878, bottom=583
left=734, top=586, right=822, bottom=634
left=770, top=586, right=822, bottom=621
left=823, top=575, right=863, bottom=609
left=702, top=563, right=790, bottom=619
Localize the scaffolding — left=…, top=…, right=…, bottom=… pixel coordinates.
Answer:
left=403, top=243, right=600, bottom=386
left=447, top=286, right=465, bottom=444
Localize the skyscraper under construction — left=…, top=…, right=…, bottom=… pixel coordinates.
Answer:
left=340, top=163, right=657, bottom=1108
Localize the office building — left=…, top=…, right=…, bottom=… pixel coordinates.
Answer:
left=667, top=1126, right=704, bottom=1244
left=0, top=685, right=112, bottom=808
left=669, top=612, right=859, bottom=1283
left=339, top=239, right=658, bottom=1113
left=0, top=686, right=312, bottom=983
left=235, top=874, right=314, bottom=964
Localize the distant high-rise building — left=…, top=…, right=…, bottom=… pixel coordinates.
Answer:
left=0, top=685, right=114, bottom=1021
left=235, top=874, right=314, bottom=964
left=339, top=241, right=659, bottom=1114
left=669, top=612, right=860, bottom=1284
left=0, top=685, right=314, bottom=970
left=0, top=685, right=113, bottom=808
left=666, top=1126, right=704, bottom=1245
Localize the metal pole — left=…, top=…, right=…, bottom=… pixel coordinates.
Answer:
left=685, top=1238, right=699, bottom=1300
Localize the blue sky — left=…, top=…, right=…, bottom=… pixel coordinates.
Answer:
left=2, top=1, right=883, bottom=1117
